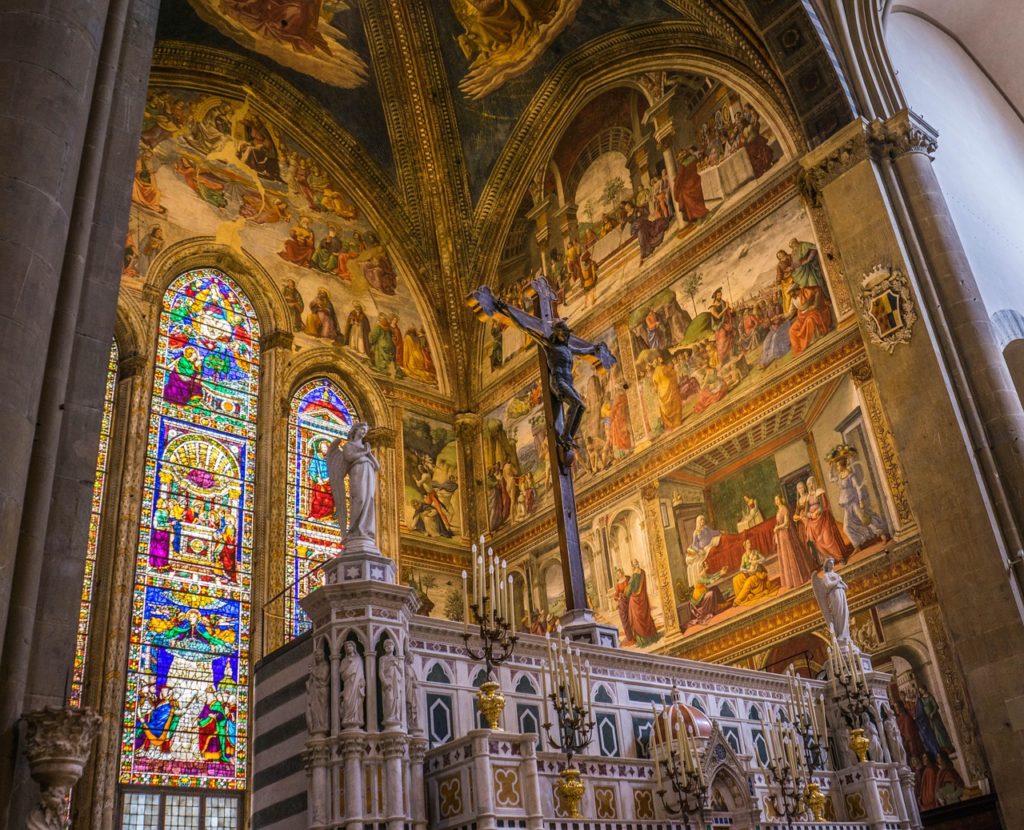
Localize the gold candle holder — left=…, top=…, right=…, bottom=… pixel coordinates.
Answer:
left=556, top=767, right=586, bottom=818
left=477, top=681, right=506, bottom=730
left=805, top=781, right=826, bottom=821
left=848, top=727, right=870, bottom=763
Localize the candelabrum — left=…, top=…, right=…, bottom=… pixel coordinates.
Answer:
left=784, top=665, right=830, bottom=773
left=761, top=717, right=813, bottom=827
left=650, top=704, right=708, bottom=830
left=461, top=537, right=518, bottom=729
left=541, top=630, right=595, bottom=819
left=826, top=632, right=873, bottom=764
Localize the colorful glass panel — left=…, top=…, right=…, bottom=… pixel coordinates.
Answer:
left=119, top=268, right=259, bottom=790
left=285, top=379, right=354, bottom=639
left=70, top=340, right=119, bottom=707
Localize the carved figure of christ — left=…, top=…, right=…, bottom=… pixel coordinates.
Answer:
left=469, top=275, right=616, bottom=619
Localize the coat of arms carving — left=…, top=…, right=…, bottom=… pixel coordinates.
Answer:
left=859, top=265, right=917, bottom=353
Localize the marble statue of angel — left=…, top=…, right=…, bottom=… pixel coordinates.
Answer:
left=327, top=422, right=380, bottom=545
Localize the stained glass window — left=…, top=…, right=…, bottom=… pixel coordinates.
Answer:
left=119, top=268, right=259, bottom=791
left=285, top=378, right=355, bottom=639
left=70, top=339, right=119, bottom=708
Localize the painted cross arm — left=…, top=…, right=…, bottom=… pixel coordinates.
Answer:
left=468, top=285, right=547, bottom=339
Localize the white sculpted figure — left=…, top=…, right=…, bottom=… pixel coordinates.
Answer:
left=405, top=649, right=419, bottom=727
left=379, top=639, right=405, bottom=726
left=327, top=422, right=381, bottom=545
left=883, top=708, right=907, bottom=766
left=862, top=711, right=886, bottom=762
left=812, top=557, right=850, bottom=642
left=305, top=645, right=330, bottom=735
left=340, top=641, right=366, bottom=728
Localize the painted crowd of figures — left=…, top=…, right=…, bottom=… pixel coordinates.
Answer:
left=682, top=451, right=889, bottom=630
left=635, top=237, right=833, bottom=435
left=126, top=88, right=438, bottom=389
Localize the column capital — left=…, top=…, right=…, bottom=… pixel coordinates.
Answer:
left=260, top=329, right=294, bottom=352
left=303, top=740, right=331, bottom=767
left=340, top=733, right=369, bottom=759
left=381, top=733, right=408, bottom=758
left=867, top=110, right=938, bottom=161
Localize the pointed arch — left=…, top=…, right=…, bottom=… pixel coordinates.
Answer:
left=284, top=378, right=358, bottom=639
left=118, top=267, right=260, bottom=792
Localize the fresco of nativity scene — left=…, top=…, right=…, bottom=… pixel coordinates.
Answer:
left=485, top=74, right=788, bottom=379
left=125, top=86, right=442, bottom=391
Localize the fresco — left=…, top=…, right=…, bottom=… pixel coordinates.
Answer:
left=669, top=376, right=891, bottom=638
left=402, top=413, right=461, bottom=539
left=573, top=327, right=633, bottom=479
left=522, top=500, right=665, bottom=650
left=123, top=87, right=440, bottom=390
left=404, top=565, right=464, bottom=621
left=449, top=0, right=582, bottom=99
left=185, top=0, right=369, bottom=88
left=482, top=380, right=549, bottom=532
left=632, top=198, right=833, bottom=435
left=485, top=78, right=786, bottom=379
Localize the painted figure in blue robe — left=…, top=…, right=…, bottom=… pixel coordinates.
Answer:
left=135, top=686, right=179, bottom=753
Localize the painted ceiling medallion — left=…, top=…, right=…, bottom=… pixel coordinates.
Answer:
left=859, top=265, right=917, bottom=354
left=451, top=0, right=582, bottom=99
left=186, top=0, right=368, bottom=88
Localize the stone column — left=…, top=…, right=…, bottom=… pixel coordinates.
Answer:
left=341, top=732, right=367, bottom=830
left=454, top=412, right=482, bottom=542
left=382, top=733, right=408, bottom=830
left=521, top=737, right=545, bottom=830
left=472, top=730, right=498, bottom=830
left=0, top=0, right=159, bottom=822
left=640, top=482, right=681, bottom=637
left=408, top=737, right=428, bottom=830
left=305, top=740, right=331, bottom=827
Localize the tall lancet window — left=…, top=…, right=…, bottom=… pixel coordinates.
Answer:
left=70, top=339, right=118, bottom=708
left=285, top=378, right=354, bottom=639
left=119, top=268, right=259, bottom=800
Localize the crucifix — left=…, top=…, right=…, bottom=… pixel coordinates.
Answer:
left=469, top=276, right=616, bottom=624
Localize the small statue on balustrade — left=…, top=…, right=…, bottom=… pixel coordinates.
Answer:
left=306, top=644, right=330, bottom=735
left=379, top=638, right=405, bottom=727
left=340, top=640, right=366, bottom=729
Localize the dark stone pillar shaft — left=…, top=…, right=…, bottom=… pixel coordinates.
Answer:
left=0, top=0, right=158, bottom=825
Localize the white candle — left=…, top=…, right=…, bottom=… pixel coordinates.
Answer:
left=508, top=576, right=516, bottom=634
left=476, top=555, right=484, bottom=611
left=585, top=659, right=592, bottom=704
left=501, top=560, right=508, bottom=617
left=541, top=661, right=550, bottom=719
left=461, top=570, right=469, bottom=633
left=819, top=695, right=829, bottom=745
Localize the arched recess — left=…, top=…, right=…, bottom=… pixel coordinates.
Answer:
left=140, top=46, right=455, bottom=396
left=263, top=343, right=397, bottom=649
left=471, top=21, right=804, bottom=282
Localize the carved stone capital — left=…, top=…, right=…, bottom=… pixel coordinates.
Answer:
left=23, top=707, right=101, bottom=830
left=454, top=411, right=481, bottom=441
left=867, top=110, right=938, bottom=161
left=303, top=740, right=331, bottom=768
left=260, top=329, right=294, bottom=351
left=381, top=733, right=408, bottom=758
left=340, top=734, right=369, bottom=760
left=851, top=362, right=873, bottom=385
left=798, top=119, right=872, bottom=207
left=367, top=425, right=397, bottom=449
left=640, top=482, right=660, bottom=501
left=408, top=737, right=428, bottom=764
left=117, top=352, right=148, bottom=380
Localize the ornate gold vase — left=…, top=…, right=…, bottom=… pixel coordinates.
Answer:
left=805, top=781, right=826, bottom=821
left=849, top=728, right=870, bottom=763
left=556, top=767, right=586, bottom=818
left=477, top=681, right=506, bottom=730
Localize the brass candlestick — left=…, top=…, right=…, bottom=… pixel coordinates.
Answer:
left=462, top=538, right=518, bottom=730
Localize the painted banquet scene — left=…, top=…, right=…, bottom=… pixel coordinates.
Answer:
left=4, top=2, right=1024, bottom=830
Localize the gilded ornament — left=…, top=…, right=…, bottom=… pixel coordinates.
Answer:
left=859, top=265, right=917, bottom=353
left=848, top=727, right=870, bottom=763
left=556, top=767, right=586, bottom=818
left=477, top=680, right=506, bottom=730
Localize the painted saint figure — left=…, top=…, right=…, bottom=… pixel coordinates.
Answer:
left=827, top=445, right=890, bottom=550
left=306, top=439, right=335, bottom=520
left=626, top=559, right=660, bottom=646
left=685, top=515, right=722, bottom=587
left=773, top=494, right=815, bottom=590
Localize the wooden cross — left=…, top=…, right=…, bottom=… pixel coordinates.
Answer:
left=469, top=276, right=616, bottom=619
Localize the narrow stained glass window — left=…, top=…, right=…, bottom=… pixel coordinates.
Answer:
left=119, top=268, right=259, bottom=791
left=285, top=378, right=354, bottom=639
left=70, top=340, right=119, bottom=708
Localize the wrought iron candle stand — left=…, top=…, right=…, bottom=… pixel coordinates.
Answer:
left=462, top=539, right=518, bottom=729
left=827, top=640, right=873, bottom=764
left=656, top=746, right=708, bottom=830
left=785, top=666, right=830, bottom=820
left=762, top=718, right=812, bottom=828
left=541, top=632, right=595, bottom=819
